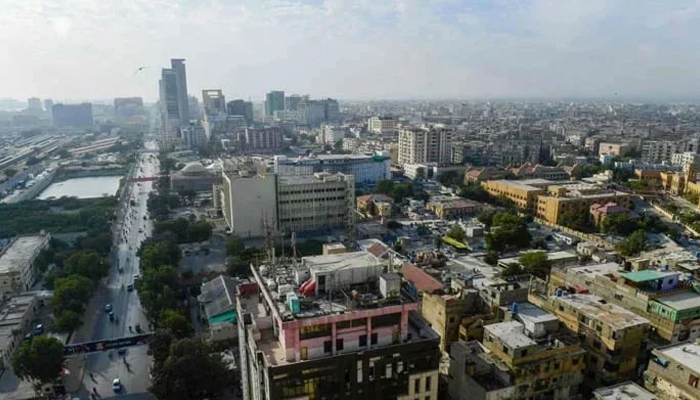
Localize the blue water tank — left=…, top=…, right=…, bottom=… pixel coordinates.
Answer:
left=665, top=264, right=669, bottom=271
left=286, top=293, right=300, bottom=315
left=556, top=289, right=563, bottom=297
left=695, top=252, right=700, bottom=259
left=511, top=302, right=519, bottom=314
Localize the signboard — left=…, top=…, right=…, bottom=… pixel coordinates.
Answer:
left=64, top=333, right=152, bottom=357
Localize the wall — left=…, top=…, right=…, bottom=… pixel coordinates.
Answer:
left=226, top=175, right=277, bottom=238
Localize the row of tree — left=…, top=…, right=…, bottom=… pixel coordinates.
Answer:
left=153, top=217, right=213, bottom=244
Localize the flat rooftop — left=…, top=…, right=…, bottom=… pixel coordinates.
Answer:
left=516, top=302, right=559, bottom=326
left=562, top=262, right=621, bottom=279
left=556, top=294, right=650, bottom=330
left=499, top=250, right=577, bottom=266
left=302, top=251, right=380, bottom=273
left=278, top=173, right=348, bottom=185
left=620, top=270, right=679, bottom=283
left=654, top=342, right=700, bottom=374
left=492, top=179, right=551, bottom=191
left=0, top=235, right=47, bottom=274
left=593, top=382, right=658, bottom=400
left=485, top=321, right=537, bottom=350
left=656, top=291, right=700, bottom=311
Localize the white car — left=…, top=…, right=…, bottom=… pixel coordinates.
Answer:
left=112, top=378, right=122, bottom=392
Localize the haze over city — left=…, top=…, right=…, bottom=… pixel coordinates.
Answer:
left=3, top=0, right=700, bottom=101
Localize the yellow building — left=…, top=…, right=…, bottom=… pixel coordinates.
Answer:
left=482, top=179, right=549, bottom=210
left=421, top=288, right=480, bottom=352
left=426, top=196, right=480, bottom=220
left=529, top=292, right=650, bottom=389
left=535, top=184, right=631, bottom=225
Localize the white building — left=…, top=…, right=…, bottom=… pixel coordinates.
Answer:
left=218, top=173, right=277, bottom=238
left=671, top=151, right=700, bottom=166
left=398, top=126, right=453, bottom=166
left=273, top=154, right=390, bottom=183
left=0, top=234, right=50, bottom=295
left=322, top=125, right=345, bottom=145
left=367, top=116, right=398, bottom=134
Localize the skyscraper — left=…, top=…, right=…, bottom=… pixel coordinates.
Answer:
left=264, top=90, right=285, bottom=117
left=52, top=103, right=94, bottom=127
left=27, top=97, right=42, bottom=113
left=202, top=89, right=226, bottom=116
left=43, top=99, right=54, bottom=113
left=227, top=99, right=253, bottom=123
left=171, top=58, right=189, bottom=126
left=398, top=126, right=453, bottom=165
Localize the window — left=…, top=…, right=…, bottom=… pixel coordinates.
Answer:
left=414, top=378, right=420, bottom=393
left=449, top=316, right=455, bottom=324
left=503, top=345, right=509, bottom=354
left=336, top=338, right=344, bottom=351
left=426, top=376, right=431, bottom=391
left=690, top=375, right=699, bottom=388
left=324, top=340, right=332, bottom=353
left=359, top=335, right=367, bottom=347
left=371, top=333, right=378, bottom=345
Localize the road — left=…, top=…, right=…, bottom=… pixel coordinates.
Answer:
left=73, top=140, right=159, bottom=399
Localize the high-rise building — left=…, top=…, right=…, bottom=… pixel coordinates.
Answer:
left=398, top=126, right=453, bottom=165
left=171, top=58, right=189, bottom=126
left=227, top=99, right=253, bottom=123
left=52, top=103, right=94, bottom=127
left=27, top=97, right=42, bottom=113
left=237, top=250, right=441, bottom=400
left=368, top=116, right=398, bottom=134
left=43, top=99, right=53, bottom=114
left=202, top=89, right=226, bottom=116
left=114, top=97, right=145, bottom=123
left=265, top=90, right=285, bottom=117
left=285, top=94, right=303, bottom=111
left=159, top=68, right=181, bottom=145
left=273, top=154, right=390, bottom=184
left=244, top=127, right=284, bottom=151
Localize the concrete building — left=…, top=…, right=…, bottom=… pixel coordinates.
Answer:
left=449, top=306, right=586, bottom=400
left=644, top=341, right=700, bottom=400
left=482, top=179, right=550, bottom=210
left=265, top=90, right=285, bottom=117
left=218, top=172, right=277, bottom=238
left=182, top=124, right=208, bottom=150
left=464, top=167, right=510, bottom=183
left=510, top=163, right=570, bottom=181
left=529, top=292, right=650, bottom=389
left=642, top=140, right=687, bottom=163
left=237, top=251, right=441, bottom=400
left=277, top=173, right=355, bottom=235
left=51, top=103, right=93, bottom=127
left=426, top=196, right=480, bottom=220
left=598, top=142, right=631, bottom=157
left=170, top=162, right=220, bottom=192
left=590, top=202, right=638, bottom=226
left=202, top=89, right=227, bottom=138
left=0, top=234, right=50, bottom=294
left=244, top=127, right=284, bottom=151
left=367, top=116, right=398, bottom=135
left=322, top=125, right=345, bottom=145
left=227, top=99, right=253, bottom=123
left=273, top=154, right=390, bottom=184
left=671, top=151, right=700, bottom=166
left=198, top=275, right=240, bottom=342
left=171, top=58, right=190, bottom=127
left=593, top=382, right=657, bottom=400
left=357, top=194, right=393, bottom=219
left=114, top=97, right=145, bottom=124
left=27, top=97, right=42, bottom=113
left=535, top=183, right=631, bottom=225
left=548, top=264, right=700, bottom=343
left=0, top=294, right=40, bottom=373
left=398, top=127, right=453, bottom=165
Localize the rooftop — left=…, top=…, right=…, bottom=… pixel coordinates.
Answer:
left=485, top=321, right=537, bottom=350
left=656, top=291, right=700, bottom=311
left=593, top=382, right=658, bottom=400
left=654, top=342, right=700, bottom=374
left=198, top=275, right=238, bottom=321
left=492, top=179, right=551, bottom=191
left=620, top=270, right=679, bottom=283
left=515, top=302, right=559, bottom=326
left=562, top=262, right=621, bottom=279
left=278, top=172, right=350, bottom=185
left=556, top=294, right=650, bottom=330
left=0, top=235, right=48, bottom=274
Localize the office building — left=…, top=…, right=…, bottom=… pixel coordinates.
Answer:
left=482, top=179, right=550, bottom=210
left=273, top=154, right=390, bottom=184
left=529, top=292, right=650, bottom=389
left=218, top=173, right=277, bottom=238
left=398, top=127, right=453, bottom=165
left=227, top=99, right=253, bottom=123
left=367, top=116, right=398, bottom=135
left=277, top=173, right=354, bottom=234
left=26, top=97, right=42, bottom=113
left=159, top=58, right=189, bottom=147
left=0, top=294, right=40, bottom=373
left=299, top=100, right=326, bottom=126
left=244, top=127, right=284, bottom=151
left=265, top=90, right=285, bottom=117
left=0, top=233, right=50, bottom=295
left=322, top=125, right=345, bottom=145
left=449, top=305, right=586, bottom=400
left=237, top=251, right=441, bottom=400
left=285, top=94, right=303, bottom=111
left=51, top=103, right=94, bottom=127
left=43, top=99, right=53, bottom=113
left=171, top=58, right=189, bottom=127
left=202, top=89, right=227, bottom=138
left=644, top=341, right=700, bottom=400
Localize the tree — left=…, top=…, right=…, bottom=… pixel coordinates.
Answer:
left=140, top=240, right=181, bottom=271
left=53, top=310, right=83, bottom=332
left=458, top=182, right=492, bottom=203
left=478, top=209, right=496, bottom=227
left=52, top=274, right=94, bottom=314
left=25, top=155, right=41, bottom=166
left=434, top=236, right=443, bottom=250
left=486, top=213, right=531, bottom=253
left=4, top=168, right=17, bottom=177
left=148, top=329, right=174, bottom=367
left=159, top=309, right=193, bottom=339
left=518, top=251, right=552, bottom=279
left=617, top=229, right=647, bottom=256
left=63, top=250, right=109, bottom=281
left=558, top=211, right=592, bottom=232
left=484, top=251, right=498, bottom=266
left=225, top=235, right=246, bottom=257
left=13, top=336, right=65, bottom=394
left=446, top=226, right=466, bottom=242
left=189, top=221, right=213, bottom=243
left=149, top=338, right=234, bottom=400
left=437, top=170, right=461, bottom=187
left=373, top=180, right=394, bottom=195
left=138, top=266, right=181, bottom=321
left=499, top=263, right=525, bottom=277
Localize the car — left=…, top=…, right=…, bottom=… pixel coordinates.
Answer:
left=126, top=283, right=134, bottom=291
left=112, top=378, right=122, bottom=392
left=109, top=311, right=115, bottom=321
left=105, top=304, right=112, bottom=312
left=135, top=323, right=142, bottom=333
left=133, top=274, right=140, bottom=280
left=32, top=324, right=44, bottom=335
left=118, top=266, right=124, bottom=273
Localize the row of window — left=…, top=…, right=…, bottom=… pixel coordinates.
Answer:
left=279, top=188, right=346, bottom=195
left=278, top=197, right=346, bottom=204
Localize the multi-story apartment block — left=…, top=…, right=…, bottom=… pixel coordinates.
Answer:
left=529, top=292, right=650, bottom=389
left=448, top=305, right=586, bottom=400
left=216, top=172, right=355, bottom=237
left=367, top=116, right=398, bottom=135
left=644, top=341, right=700, bottom=400
left=244, top=127, right=284, bottom=151
left=548, top=263, right=700, bottom=344
left=671, top=151, right=700, bottom=166
left=398, top=127, right=453, bottom=165
left=598, top=142, right=632, bottom=157
left=273, top=154, right=390, bottom=184
left=237, top=251, right=441, bottom=400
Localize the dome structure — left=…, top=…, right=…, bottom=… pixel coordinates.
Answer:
left=180, top=162, right=207, bottom=176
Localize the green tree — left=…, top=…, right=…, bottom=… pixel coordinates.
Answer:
left=518, top=251, right=553, bottom=279
left=446, top=226, right=466, bottom=242
left=601, top=213, right=638, bottom=236
left=63, top=250, right=109, bottom=281
left=486, top=213, right=531, bottom=253
left=149, top=338, right=234, bottom=400
left=4, top=168, right=17, bottom=177
left=499, top=263, right=525, bottom=277
left=225, top=235, right=246, bottom=256
left=189, top=221, right=213, bottom=243
left=52, top=274, right=94, bottom=314
left=617, top=229, right=647, bottom=256
left=434, top=236, right=443, bottom=250
left=140, top=240, right=181, bottom=271
left=148, top=329, right=174, bottom=367
left=53, top=310, right=83, bottom=332
left=436, top=170, right=461, bottom=187
left=373, top=180, right=394, bottom=195
left=416, top=225, right=430, bottom=237
left=558, top=211, right=591, bottom=232
left=159, top=309, right=193, bottom=339
left=138, top=266, right=181, bottom=321
left=458, top=182, right=492, bottom=203
left=13, top=336, right=65, bottom=394
left=484, top=251, right=498, bottom=266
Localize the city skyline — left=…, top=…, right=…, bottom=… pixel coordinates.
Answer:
left=2, top=0, right=700, bottom=101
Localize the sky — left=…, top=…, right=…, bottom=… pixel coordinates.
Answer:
left=1, top=0, right=700, bottom=101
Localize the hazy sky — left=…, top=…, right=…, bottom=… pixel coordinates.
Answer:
left=2, top=0, right=700, bottom=101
